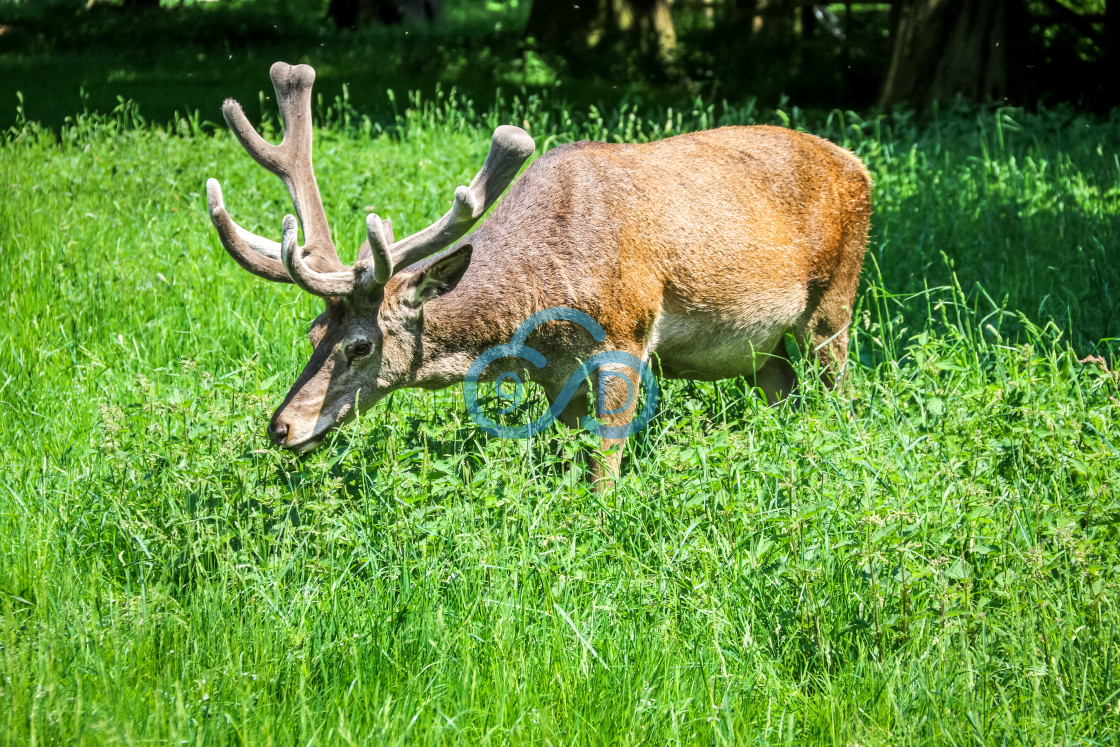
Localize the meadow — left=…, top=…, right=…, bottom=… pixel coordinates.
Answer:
left=1, top=81, right=1119, bottom=743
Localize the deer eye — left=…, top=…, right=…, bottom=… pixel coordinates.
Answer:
left=348, top=340, right=373, bottom=360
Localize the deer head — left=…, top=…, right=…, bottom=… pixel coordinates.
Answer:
left=206, top=62, right=534, bottom=452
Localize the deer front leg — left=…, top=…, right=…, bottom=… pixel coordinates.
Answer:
left=542, top=356, right=645, bottom=492
left=591, top=439, right=626, bottom=492
left=589, top=361, right=646, bottom=492
left=542, top=378, right=626, bottom=492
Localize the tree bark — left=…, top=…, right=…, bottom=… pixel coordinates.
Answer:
left=526, top=0, right=677, bottom=69
left=878, top=0, right=1026, bottom=110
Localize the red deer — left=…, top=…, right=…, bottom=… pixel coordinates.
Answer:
left=205, top=62, right=872, bottom=487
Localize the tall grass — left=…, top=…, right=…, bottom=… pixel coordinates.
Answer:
left=0, top=93, right=1118, bottom=744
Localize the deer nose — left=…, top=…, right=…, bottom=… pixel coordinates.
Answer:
left=268, top=420, right=290, bottom=445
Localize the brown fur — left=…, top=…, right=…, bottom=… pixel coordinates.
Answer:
left=227, top=123, right=872, bottom=487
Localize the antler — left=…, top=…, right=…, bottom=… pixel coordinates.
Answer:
left=365, top=124, right=536, bottom=282
left=206, top=62, right=347, bottom=294
left=207, top=62, right=535, bottom=297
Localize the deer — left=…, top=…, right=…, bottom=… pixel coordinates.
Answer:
left=205, top=62, right=872, bottom=488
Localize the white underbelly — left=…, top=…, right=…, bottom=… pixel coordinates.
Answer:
left=647, top=302, right=803, bottom=380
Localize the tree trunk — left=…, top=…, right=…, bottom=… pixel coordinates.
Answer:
left=526, top=0, right=677, bottom=69
left=122, top=0, right=160, bottom=8
left=878, top=0, right=1026, bottom=110
left=800, top=4, right=817, bottom=39
left=1107, top=0, right=1119, bottom=106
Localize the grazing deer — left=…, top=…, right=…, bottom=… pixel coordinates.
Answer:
left=205, top=62, right=872, bottom=487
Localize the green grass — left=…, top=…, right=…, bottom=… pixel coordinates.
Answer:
left=1, top=92, right=1119, bottom=744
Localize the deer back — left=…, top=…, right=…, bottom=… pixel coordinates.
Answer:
left=416, top=125, right=872, bottom=381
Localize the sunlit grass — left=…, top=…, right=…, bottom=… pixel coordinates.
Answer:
left=1, top=95, right=1118, bottom=744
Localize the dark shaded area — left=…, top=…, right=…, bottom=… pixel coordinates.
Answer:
left=0, top=0, right=1113, bottom=131
left=526, top=0, right=678, bottom=80
left=675, top=2, right=893, bottom=106
left=878, top=0, right=1029, bottom=109
left=327, top=0, right=442, bottom=30
left=0, top=1, right=526, bottom=130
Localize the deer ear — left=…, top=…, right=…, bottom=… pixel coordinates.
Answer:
left=404, top=243, right=473, bottom=307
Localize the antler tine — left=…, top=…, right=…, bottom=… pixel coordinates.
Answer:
left=206, top=178, right=292, bottom=283
left=383, top=125, right=535, bottom=275
left=363, top=215, right=395, bottom=285
left=281, top=215, right=355, bottom=297
left=216, top=62, right=352, bottom=297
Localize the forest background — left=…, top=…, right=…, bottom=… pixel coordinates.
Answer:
left=0, top=0, right=1115, bottom=131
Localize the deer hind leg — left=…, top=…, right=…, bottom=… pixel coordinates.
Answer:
left=544, top=383, right=588, bottom=430
left=751, top=276, right=859, bottom=402
left=806, top=309, right=852, bottom=388
left=804, top=223, right=867, bottom=388
left=748, top=346, right=798, bottom=405
left=789, top=279, right=856, bottom=390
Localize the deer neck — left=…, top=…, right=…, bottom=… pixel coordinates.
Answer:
left=407, top=264, right=534, bottom=388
